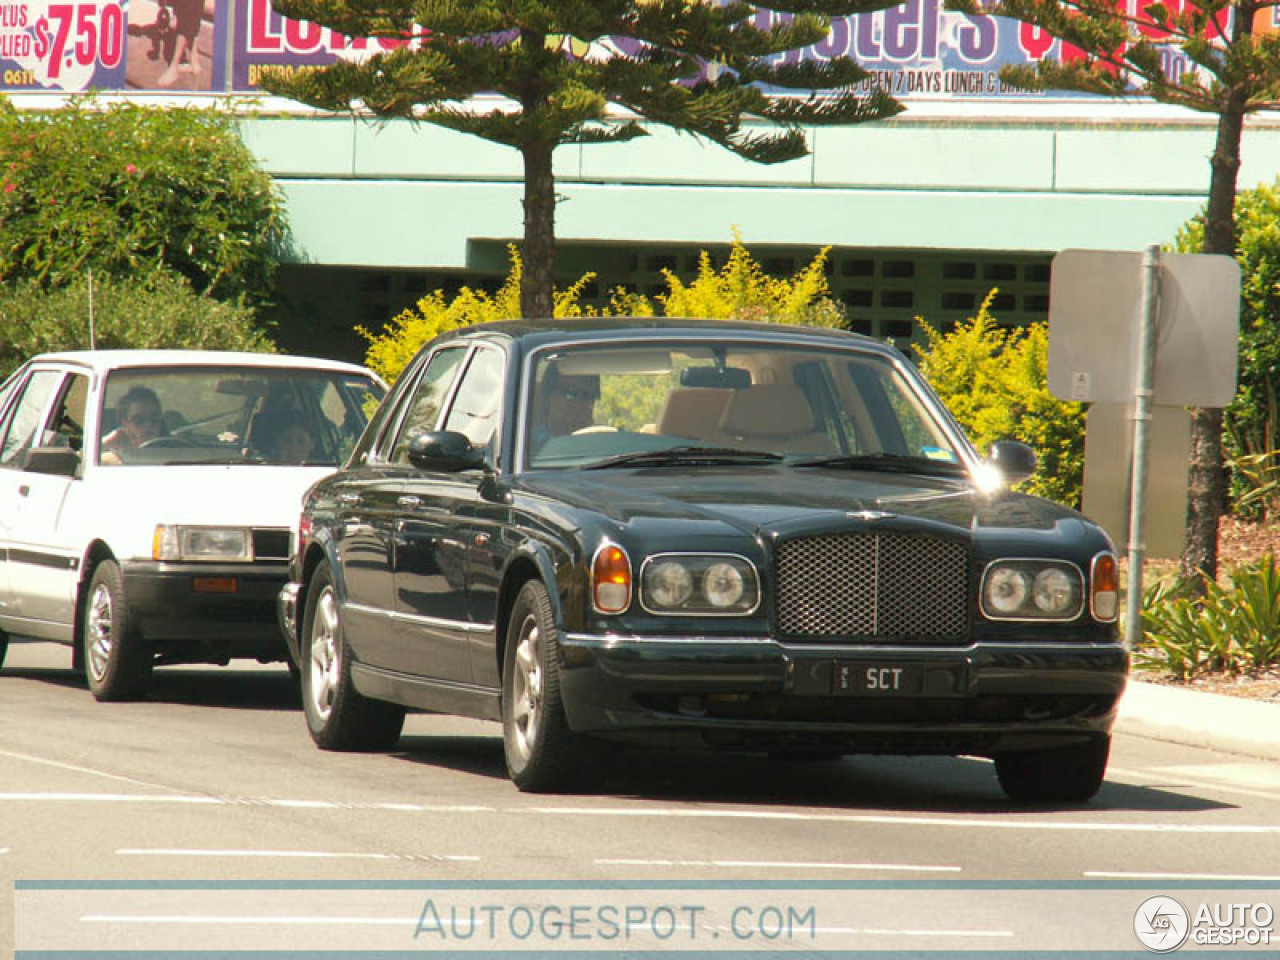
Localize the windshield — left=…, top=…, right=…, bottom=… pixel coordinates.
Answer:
left=525, top=341, right=968, bottom=471
left=97, top=366, right=384, bottom=467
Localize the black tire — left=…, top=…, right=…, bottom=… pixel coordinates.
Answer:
left=83, top=559, right=153, bottom=702
left=0, top=630, right=8, bottom=670
left=502, top=580, right=596, bottom=793
left=300, top=561, right=404, bottom=751
left=995, top=735, right=1111, bottom=804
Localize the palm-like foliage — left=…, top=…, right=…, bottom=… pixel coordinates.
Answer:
left=258, top=1, right=905, bottom=317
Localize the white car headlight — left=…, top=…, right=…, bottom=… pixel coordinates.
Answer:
left=981, top=560, right=1084, bottom=621
left=153, top=525, right=252, bottom=562
left=640, top=554, right=759, bottom=616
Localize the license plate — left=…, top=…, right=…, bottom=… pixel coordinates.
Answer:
left=833, top=662, right=922, bottom=696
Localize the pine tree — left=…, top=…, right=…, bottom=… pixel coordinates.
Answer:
left=947, top=0, right=1280, bottom=590
left=257, top=1, right=903, bottom=319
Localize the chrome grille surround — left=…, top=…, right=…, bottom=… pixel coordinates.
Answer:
left=775, top=533, right=969, bottom=640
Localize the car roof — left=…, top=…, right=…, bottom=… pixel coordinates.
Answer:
left=429, top=317, right=898, bottom=354
left=25, top=349, right=379, bottom=378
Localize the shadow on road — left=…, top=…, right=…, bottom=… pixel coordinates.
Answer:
left=388, top=734, right=1236, bottom=814
left=5, top=662, right=301, bottom=712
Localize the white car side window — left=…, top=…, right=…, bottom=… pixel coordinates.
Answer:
left=0, top=370, right=63, bottom=467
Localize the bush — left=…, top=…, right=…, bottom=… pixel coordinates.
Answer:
left=360, top=239, right=844, bottom=383
left=1135, top=555, right=1280, bottom=679
left=914, top=292, right=1086, bottom=505
left=1174, top=179, right=1280, bottom=519
left=0, top=272, right=275, bottom=379
left=359, top=248, right=642, bottom=384
left=0, top=95, right=285, bottom=307
left=658, top=240, right=844, bottom=329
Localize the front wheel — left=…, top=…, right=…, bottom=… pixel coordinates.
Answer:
left=502, top=580, right=597, bottom=793
left=995, top=735, right=1111, bottom=804
left=83, top=560, right=153, bottom=701
left=301, top=561, right=404, bottom=751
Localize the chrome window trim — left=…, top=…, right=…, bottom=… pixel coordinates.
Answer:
left=515, top=333, right=982, bottom=475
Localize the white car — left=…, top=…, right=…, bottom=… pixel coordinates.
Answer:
left=0, top=350, right=386, bottom=701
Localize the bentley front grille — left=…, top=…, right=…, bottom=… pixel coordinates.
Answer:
left=775, top=533, right=969, bottom=641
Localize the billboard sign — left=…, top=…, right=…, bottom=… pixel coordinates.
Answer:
left=0, top=0, right=1263, bottom=97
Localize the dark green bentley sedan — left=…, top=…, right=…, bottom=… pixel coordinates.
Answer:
left=278, top=319, right=1127, bottom=801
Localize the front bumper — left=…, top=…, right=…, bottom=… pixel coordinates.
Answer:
left=557, top=634, right=1129, bottom=757
left=120, top=560, right=290, bottom=662
left=278, top=580, right=302, bottom=666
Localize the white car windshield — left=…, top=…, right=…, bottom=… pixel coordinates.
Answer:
left=98, top=366, right=383, bottom=467
left=525, top=341, right=967, bottom=472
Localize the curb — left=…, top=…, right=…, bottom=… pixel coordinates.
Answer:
left=1116, top=680, right=1280, bottom=762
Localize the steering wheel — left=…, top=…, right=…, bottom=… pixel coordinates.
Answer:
left=572, top=425, right=619, bottom=435
left=139, top=436, right=196, bottom=449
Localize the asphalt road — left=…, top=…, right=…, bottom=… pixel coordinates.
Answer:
left=4, top=639, right=1280, bottom=955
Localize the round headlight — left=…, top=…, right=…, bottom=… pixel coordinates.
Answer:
left=1033, top=568, right=1078, bottom=615
left=703, top=562, right=745, bottom=609
left=985, top=567, right=1030, bottom=615
left=645, top=561, right=694, bottom=608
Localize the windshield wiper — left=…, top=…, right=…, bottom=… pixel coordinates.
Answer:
left=791, top=452, right=965, bottom=475
left=583, top=446, right=785, bottom=469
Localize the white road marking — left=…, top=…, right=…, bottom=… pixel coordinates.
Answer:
left=117, top=849, right=478, bottom=862
left=77, top=914, right=1013, bottom=941
left=815, top=927, right=1014, bottom=938
left=0, top=793, right=219, bottom=804
left=3, top=789, right=1279, bottom=836
left=1110, top=764, right=1280, bottom=801
left=1087, top=870, right=1280, bottom=881
left=83, top=915, right=416, bottom=925
left=0, top=747, right=184, bottom=790
left=597, top=858, right=960, bottom=872
left=536, top=807, right=1280, bottom=833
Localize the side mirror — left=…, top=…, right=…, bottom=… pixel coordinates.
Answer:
left=987, top=440, right=1037, bottom=485
left=406, top=431, right=487, bottom=473
left=22, top=445, right=81, bottom=478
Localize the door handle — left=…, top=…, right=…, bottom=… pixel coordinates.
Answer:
left=18, top=485, right=30, bottom=497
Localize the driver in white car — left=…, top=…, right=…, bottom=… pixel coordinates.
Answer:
left=101, top=386, right=164, bottom=464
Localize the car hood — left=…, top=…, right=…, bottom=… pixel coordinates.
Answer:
left=73, top=465, right=334, bottom=560
left=516, top=465, right=1085, bottom=539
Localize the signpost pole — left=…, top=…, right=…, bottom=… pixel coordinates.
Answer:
left=1124, top=244, right=1161, bottom=650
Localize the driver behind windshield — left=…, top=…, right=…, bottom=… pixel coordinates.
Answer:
left=101, top=386, right=164, bottom=464
left=532, top=366, right=600, bottom=448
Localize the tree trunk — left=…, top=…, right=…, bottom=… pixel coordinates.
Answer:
left=1179, top=66, right=1247, bottom=591
left=520, top=141, right=557, bottom=320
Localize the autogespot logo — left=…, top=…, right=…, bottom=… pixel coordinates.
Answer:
left=1135, top=896, right=1191, bottom=953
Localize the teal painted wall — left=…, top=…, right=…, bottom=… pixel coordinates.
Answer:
left=238, top=105, right=1280, bottom=362
left=240, top=109, right=1280, bottom=269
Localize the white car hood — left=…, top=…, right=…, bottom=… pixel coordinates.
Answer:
left=66, top=464, right=334, bottom=562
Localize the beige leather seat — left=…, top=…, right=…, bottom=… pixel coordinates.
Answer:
left=657, top=387, right=734, bottom=441
left=710, top=383, right=835, bottom=455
